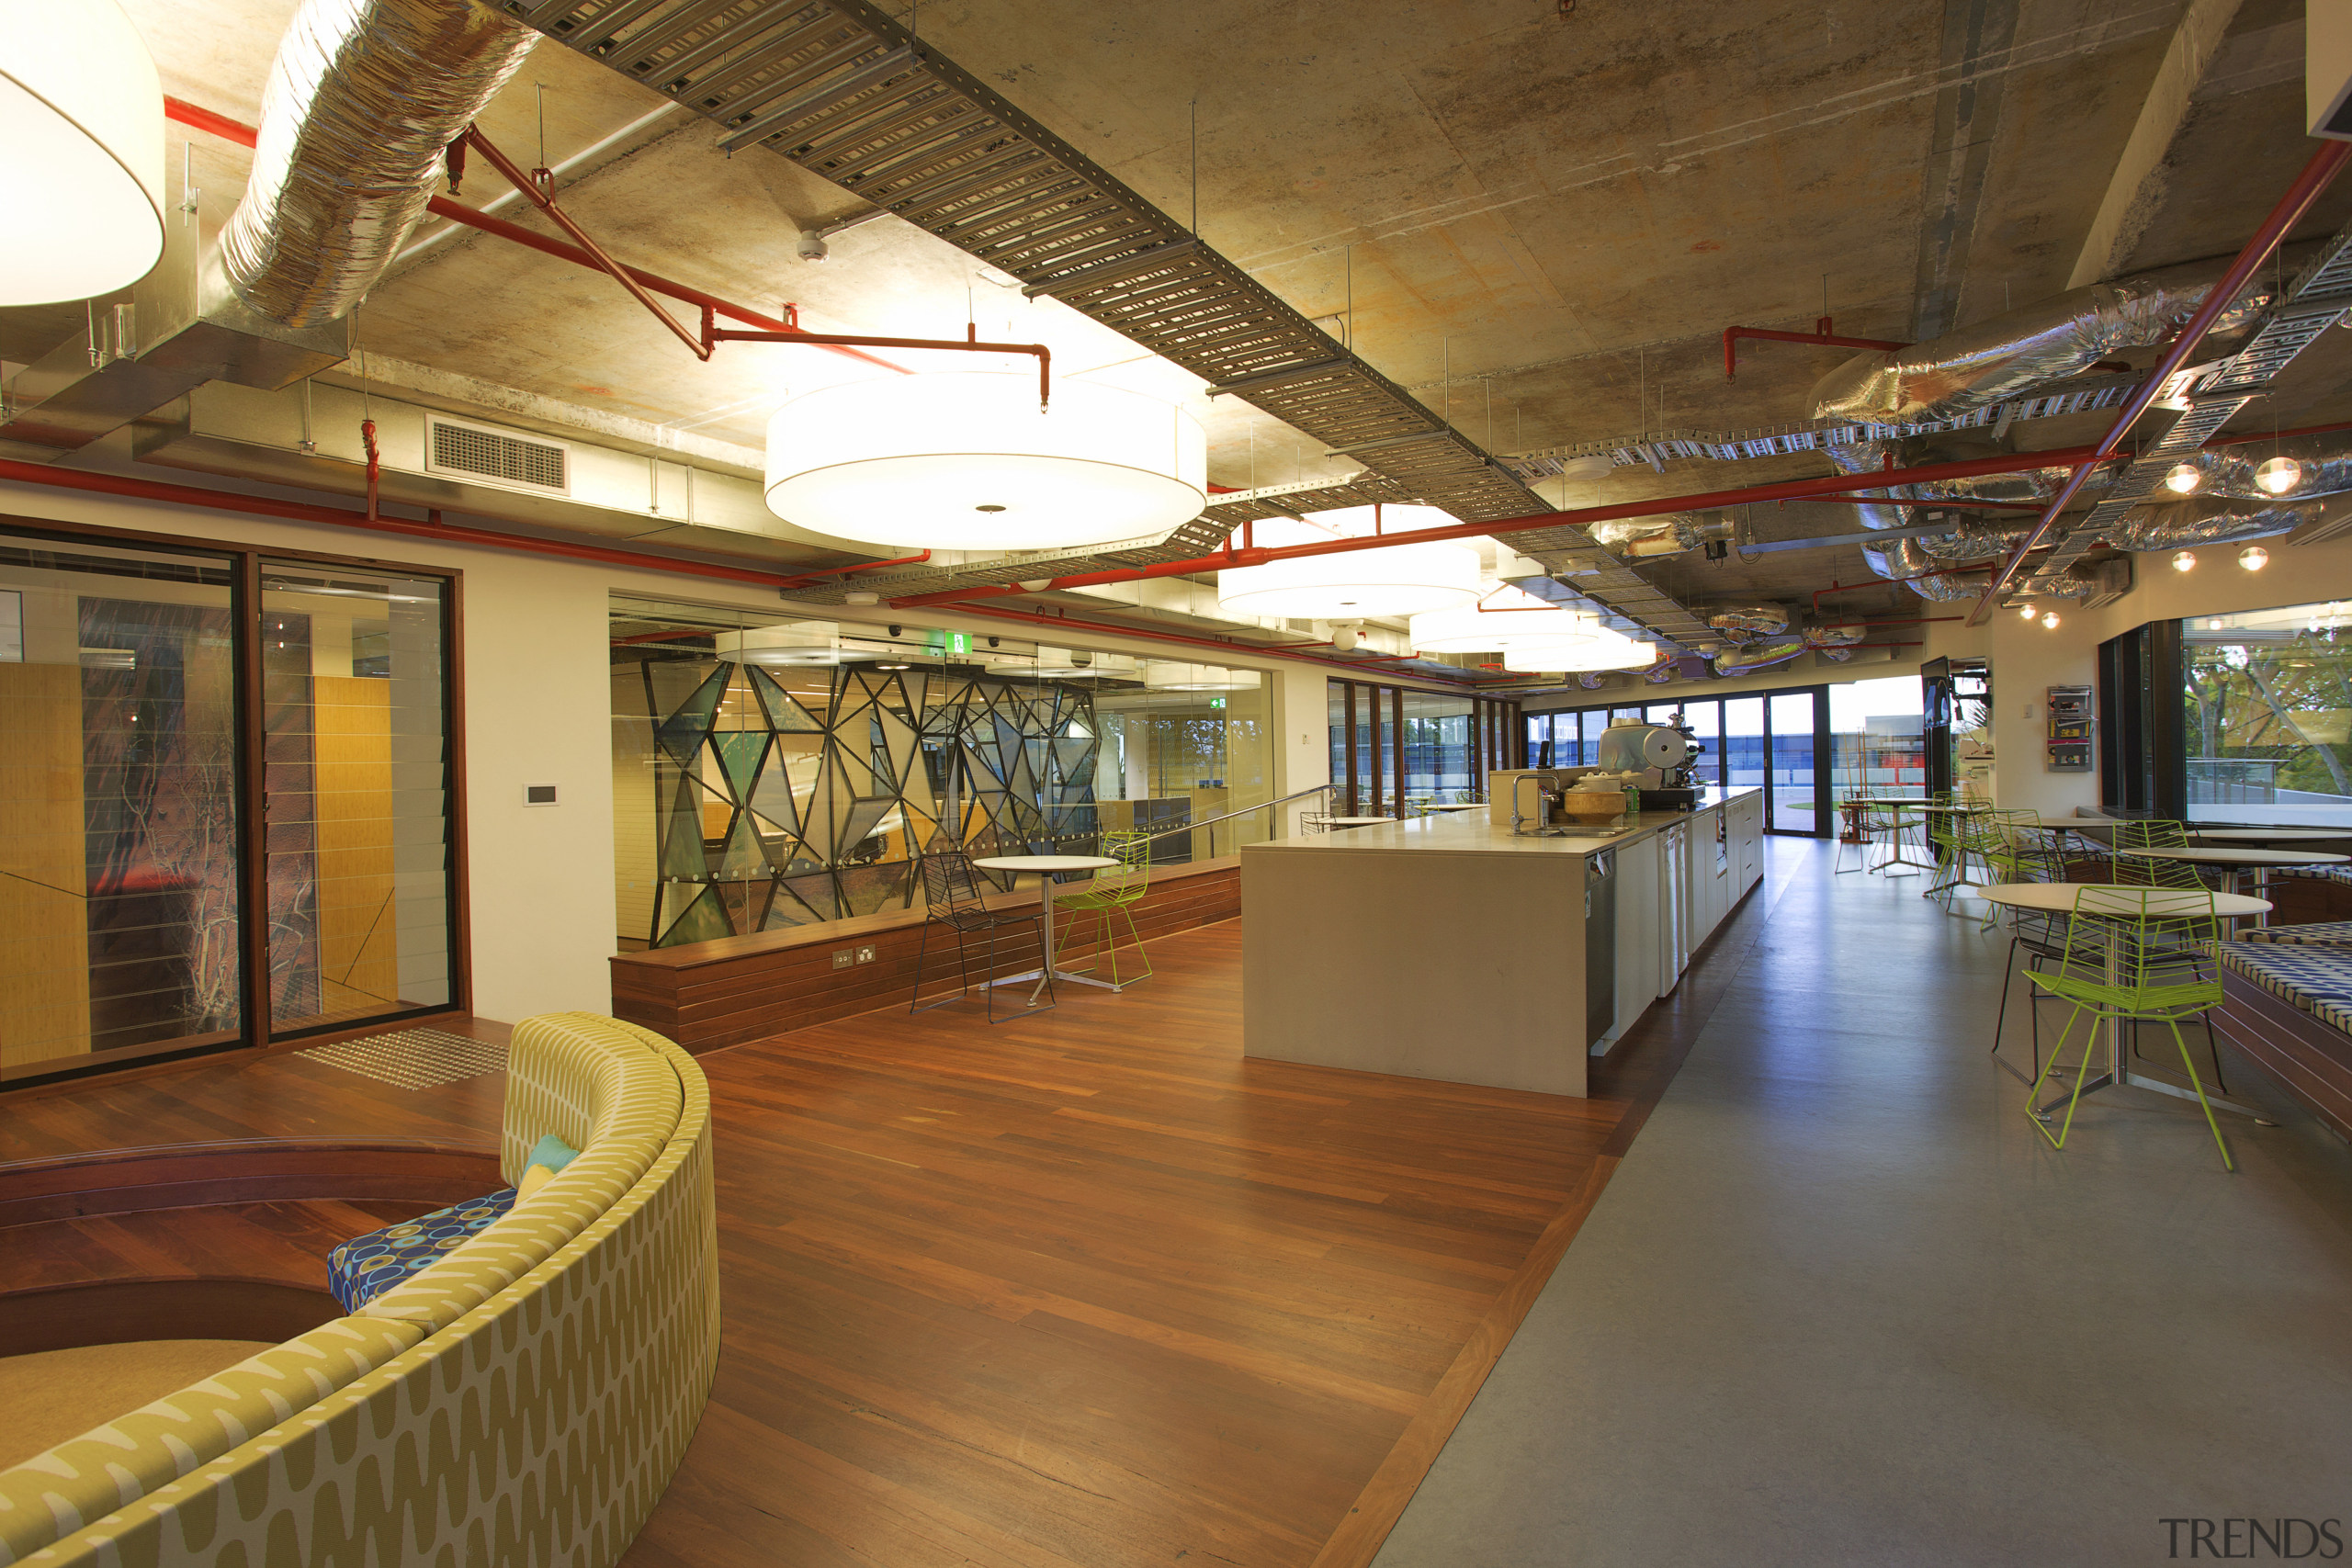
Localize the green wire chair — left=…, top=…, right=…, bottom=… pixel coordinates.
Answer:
left=2111, top=818, right=2207, bottom=889
left=1052, top=829, right=1155, bottom=989
left=2022, top=885, right=2234, bottom=1171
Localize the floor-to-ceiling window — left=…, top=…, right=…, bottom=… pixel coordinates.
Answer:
left=2180, top=600, right=2352, bottom=826
left=1329, top=680, right=1518, bottom=814
left=0, top=522, right=461, bottom=1086
left=1523, top=686, right=1832, bottom=835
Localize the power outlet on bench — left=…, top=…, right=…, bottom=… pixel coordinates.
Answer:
left=831, top=949, right=854, bottom=969
left=855, top=945, right=877, bottom=964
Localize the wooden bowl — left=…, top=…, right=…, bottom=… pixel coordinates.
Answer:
left=1558, top=792, right=1626, bottom=823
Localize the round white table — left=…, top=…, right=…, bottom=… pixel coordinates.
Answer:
left=1417, top=802, right=1487, bottom=813
left=1968, top=881, right=2269, bottom=1120
left=1324, top=816, right=1398, bottom=828
left=2115, top=845, right=2347, bottom=926
left=970, top=854, right=1123, bottom=994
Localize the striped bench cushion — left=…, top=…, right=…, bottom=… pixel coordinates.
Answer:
left=2220, top=941, right=2352, bottom=1032
left=2242, top=920, right=2352, bottom=946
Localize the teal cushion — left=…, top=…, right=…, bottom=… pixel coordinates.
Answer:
left=526, top=1133, right=581, bottom=1173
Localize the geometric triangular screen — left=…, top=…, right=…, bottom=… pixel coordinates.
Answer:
left=621, top=658, right=1100, bottom=948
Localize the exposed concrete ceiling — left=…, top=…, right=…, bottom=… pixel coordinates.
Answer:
left=6, top=0, right=2348, bottom=682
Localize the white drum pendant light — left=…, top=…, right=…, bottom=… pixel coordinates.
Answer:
left=764, top=372, right=1207, bottom=550
left=0, top=0, right=166, bottom=305
left=1503, top=633, right=1658, bottom=673
left=715, top=623, right=844, bottom=664
left=1215, top=506, right=1480, bottom=618
left=1409, top=586, right=1598, bottom=653
left=1144, top=661, right=1262, bottom=691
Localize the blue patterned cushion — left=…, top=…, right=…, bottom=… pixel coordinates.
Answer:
left=2242, top=920, right=2352, bottom=946
left=328, top=1188, right=517, bottom=1311
left=2219, top=941, right=2352, bottom=1021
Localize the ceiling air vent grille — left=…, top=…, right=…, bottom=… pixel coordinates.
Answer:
left=428, top=419, right=568, bottom=491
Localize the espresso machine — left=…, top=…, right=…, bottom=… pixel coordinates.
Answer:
left=1595, top=716, right=1705, bottom=811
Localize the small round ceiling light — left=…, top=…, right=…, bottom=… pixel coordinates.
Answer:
left=714, top=623, right=844, bottom=664
left=0, top=0, right=165, bottom=305
left=2041, top=611, right=2062, bottom=630
left=2171, top=549, right=2198, bottom=572
left=1144, top=661, right=1262, bottom=692
left=2238, top=543, right=2270, bottom=570
left=2018, top=603, right=2037, bottom=620
left=1216, top=506, right=1480, bottom=619
left=1409, top=587, right=1599, bottom=653
left=2163, top=461, right=2202, bottom=494
left=764, top=373, right=1206, bottom=551
left=2256, top=455, right=2302, bottom=496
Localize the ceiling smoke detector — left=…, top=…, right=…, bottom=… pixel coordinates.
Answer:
left=797, top=229, right=829, bottom=262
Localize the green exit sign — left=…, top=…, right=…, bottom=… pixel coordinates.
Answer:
left=1209, top=696, right=1227, bottom=709
left=925, top=631, right=971, bottom=656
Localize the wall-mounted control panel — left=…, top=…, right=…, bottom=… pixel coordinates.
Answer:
left=2046, top=685, right=2094, bottom=773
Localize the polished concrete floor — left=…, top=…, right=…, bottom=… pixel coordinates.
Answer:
left=1375, top=838, right=2352, bottom=1568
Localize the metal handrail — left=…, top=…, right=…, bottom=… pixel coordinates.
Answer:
left=1005, top=784, right=1337, bottom=865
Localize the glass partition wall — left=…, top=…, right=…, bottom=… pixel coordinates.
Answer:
left=0, top=521, right=461, bottom=1086
left=1325, top=679, right=1521, bottom=816
left=612, top=596, right=1272, bottom=950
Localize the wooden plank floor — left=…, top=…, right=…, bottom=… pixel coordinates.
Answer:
left=1, top=897, right=1777, bottom=1568
left=625, top=891, right=1771, bottom=1568
left=0, top=1018, right=510, bottom=1162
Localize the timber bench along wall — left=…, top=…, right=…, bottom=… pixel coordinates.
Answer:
left=611, top=855, right=1242, bottom=1053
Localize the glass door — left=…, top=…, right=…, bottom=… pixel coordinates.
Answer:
left=260, top=565, right=455, bottom=1032
left=2, top=534, right=243, bottom=1081
left=1, top=522, right=463, bottom=1087
left=1767, top=688, right=1829, bottom=835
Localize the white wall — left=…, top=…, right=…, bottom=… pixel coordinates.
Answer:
left=0, top=479, right=1325, bottom=1021
left=1272, top=665, right=1330, bottom=833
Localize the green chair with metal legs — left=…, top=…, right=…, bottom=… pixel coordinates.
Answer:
left=2022, top=886, right=2235, bottom=1171
left=2112, top=818, right=2207, bottom=889
left=1052, top=829, right=1155, bottom=989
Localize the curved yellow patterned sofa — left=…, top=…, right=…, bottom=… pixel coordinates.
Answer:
left=0, top=1013, right=718, bottom=1568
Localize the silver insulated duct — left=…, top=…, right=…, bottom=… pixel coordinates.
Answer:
left=1804, top=262, right=2276, bottom=599
left=1811, top=260, right=2270, bottom=426
left=1, top=0, right=532, bottom=455
left=223, top=0, right=536, bottom=326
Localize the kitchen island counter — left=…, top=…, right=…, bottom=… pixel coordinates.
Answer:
left=1241, top=788, right=1764, bottom=1097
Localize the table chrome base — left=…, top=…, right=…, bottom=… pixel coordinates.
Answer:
left=2032, top=1070, right=2273, bottom=1123
left=987, top=966, right=1129, bottom=996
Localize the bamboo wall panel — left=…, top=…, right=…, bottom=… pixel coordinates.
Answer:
left=311, top=675, right=398, bottom=1018
left=0, top=662, right=90, bottom=1070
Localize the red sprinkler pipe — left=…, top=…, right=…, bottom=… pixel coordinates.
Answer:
left=360, top=419, right=380, bottom=521
left=161, top=96, right=903, bottom=375
left=0, top=458, right=802, bottom=588
left=462, top=125, right=710, bottom=361
left=1973, top=139, right=2352, bottom=624
left=1724, top=323, right=1907, bottom=381
left=888, top=443, right=2106, bottom=610
left=700, top=307, right=1054, bottom=409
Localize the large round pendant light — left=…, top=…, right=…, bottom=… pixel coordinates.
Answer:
left=764, top=372, right=1207, bottom=550
left=1144, top=661, right=1261, bottom=692
left=1409, top=587, right=1598, bottom=653
left=1502, top=632, right=1659, bottom=672
left=1215, top=506, right=1480, bottom=618
left=715, top=623, right=844, bottom=664
left=0, top=0, right=165, bottom=305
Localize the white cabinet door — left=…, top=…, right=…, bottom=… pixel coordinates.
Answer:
left=1614, top=834, right=1661, bottom=1035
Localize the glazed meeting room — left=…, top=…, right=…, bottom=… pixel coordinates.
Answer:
left=4, top=0, right=2352, bottom=1563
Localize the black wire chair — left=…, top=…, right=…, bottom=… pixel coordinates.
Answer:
left=909, top=847, right=1058, bottom=1024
